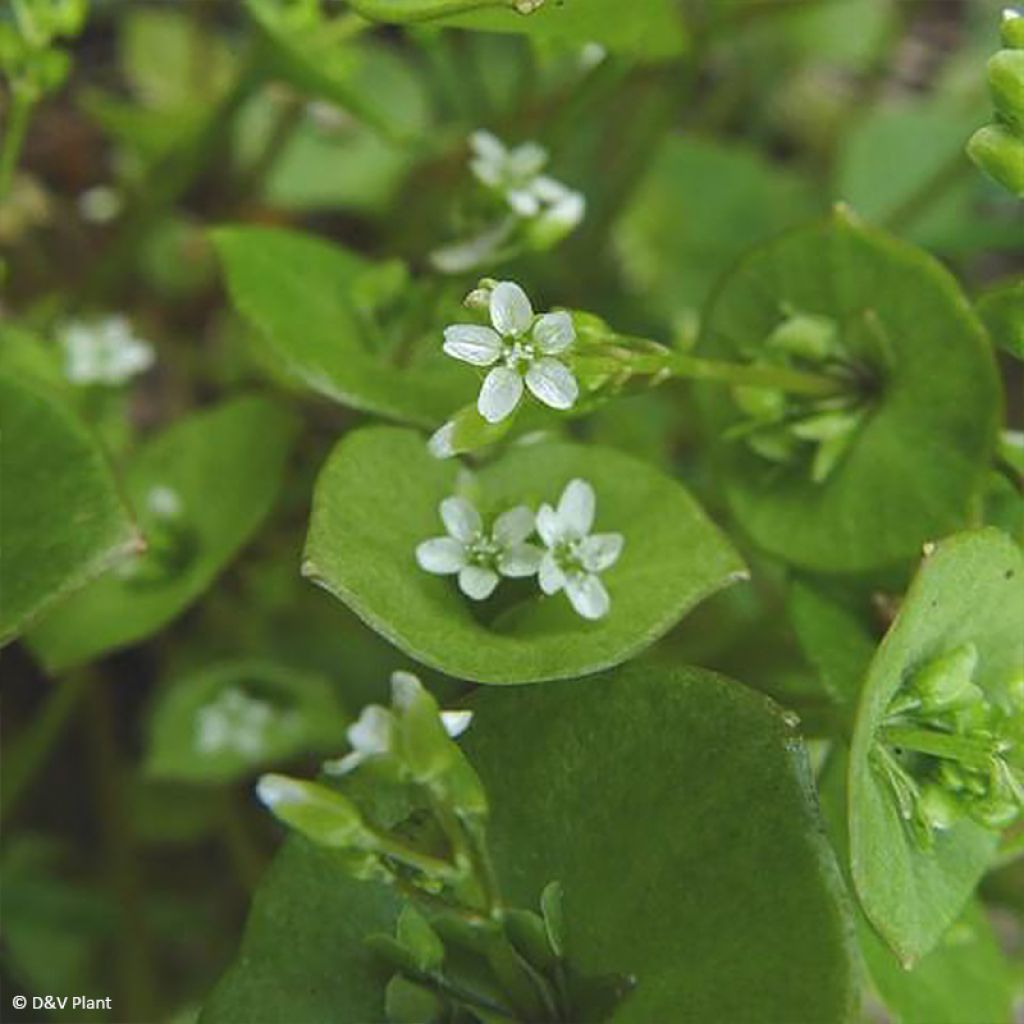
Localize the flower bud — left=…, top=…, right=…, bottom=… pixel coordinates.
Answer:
left=256, top=774, right=374, bottom=850
left=917, top=783, right=961, bottom=831
left=967, top=123, right=1024, bottom=197
left=766, top=313, right=840, bottom=363
left=732, top=386, right=786, bottom=421
left=1002, top=8, right=1024, bottom=49
left=464, top=278, right=497, bottom=310
left=910, top=643, right=984, bottom=713
left=988, top=49, right=1024, bottom=129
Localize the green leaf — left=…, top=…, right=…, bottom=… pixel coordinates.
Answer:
left=395, top=906, right=444, bottom=973
left=303, top=426, right=746, bottom=684
left=0, top=372, right=138, bottom=645
left=615, top=136, right=818, bottom=321
left=697, top=206, right=1001, bottom=573
left=426, top=0, right=687, bottom=61
left=27, top=397, right=297, bottom=672
left=201, top=664, right=857, bottom=1023
left=213, top=227, right=471, bottom=428
left=848, top=529, right=1024, bottom=964
left=977, top=276, right=1024, bottom=360
left=145, top=661, right=348, bottom=784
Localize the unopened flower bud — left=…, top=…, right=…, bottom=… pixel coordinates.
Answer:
left=917, top=783, right=961, bottom=831
left=464, top=278, right=497, bottom=310
left=766, top=313, right=840, bottom=363
left=1002, top=8, right=1024, bottom=48
left=967, top=123, right=1024, bottom=197
left=256, top=774, right=374, bottom=849
left=910, top=643, right=984, bottom=713
left=988, top=49, right=1024, bottom=128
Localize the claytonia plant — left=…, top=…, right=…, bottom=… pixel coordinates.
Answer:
left=59, top=314, right=155, bottom=386
left=537, top=479, right=623, bottom=621
left=416, top=495, right=543, bottom=600
left=416, top=479, right=623, bottom=620
left=443, top=279, right=579, bottom=424
left=194, top=687, right=300, bottom=758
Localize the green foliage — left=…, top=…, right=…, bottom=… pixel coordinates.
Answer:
left=0, top=372, right=138, bottom=645
left=848, top=529, right=1024, bottom=964
left=303, top=427, right=745, bottom=683
left=27, top=398, right=297, bottom=671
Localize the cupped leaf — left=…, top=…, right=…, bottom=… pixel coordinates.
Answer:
left=27, top=397, right=297, bottom=672
left=146, top=661, right=348, bottom=784
left=848, top=529, right=1024, bottom=964
left=697, top=206, right=1001, bottom=572
left=0, top=372, right=138, bottom=645
left=201, top=664, right=857, bottom=1023
left=303, top=426, right=746, bottom=684
left=213, top=226, right=471, bottom=428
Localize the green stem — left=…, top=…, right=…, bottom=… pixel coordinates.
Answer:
left=347, top=0, right=530, bottom=25
left=0, top=667, right=93, bottom=824
left=374, top=834, right=464, bottom=883
left=883, top=149, right=974, bottom=233
left=879, top=725, right=1001, bottom=772
left=0, top=91, right=33, bottom=199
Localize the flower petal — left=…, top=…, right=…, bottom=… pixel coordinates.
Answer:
left=526, top=358, right=579, bottom=411
left=531, top=174, right=570, bottom=203
left=441, top=709, right=473, bottom=738
left=490, top=281, right=533, bottom=337
left=557, top=478, right=595, bottom=536
left=347, top=705, right=393, bottom=756
left=532, top=311, right=575, bottom=355
left=390, top=671, right=424, bottom=710
left=493, top=504, right=535, bottom=546
left=579, top=532, right=623, bottom=573
left=443, top=324, right=502, bottom=365
left=507, top=188, right=541, bottom=217
left=498, top=543, right=544, bottom=578
left=458, top=565, right=500, bottom=600
left=416, top=536, right=467, bottom=574
left=535, top=504, right=563, bottom=547
left=538, top=550, right=566, bottom=594
left=440, top=496, right=482, bottom=543
left=565, top=573, right=610, bottom=620
left=508, top=141, right=547, bottom=178
left=478, top=366, right=524, bottom=423
left=469, top=130, right=506, bottom=163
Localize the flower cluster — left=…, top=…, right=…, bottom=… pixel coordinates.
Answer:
left=194, top=687, right=300, bottom=758
left=872, top=642, right=1023, bottom=847
left=416, top=478, right=623, bottom=620
left=59, top=315, right=155, bottom=386
left=443, top=279, right=579, bottom=424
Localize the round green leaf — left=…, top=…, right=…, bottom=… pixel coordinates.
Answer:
left=0, top=372, right=138, bottom=645
left=145, top=661, right=349, bottom=784
left=27, top=396, right=297, bottom=672
left=848, top=528, right=1024, bottom=964
left=697, top=207, right=1001, bottom=572
left=201, top=665, right=857, bottom=1023
left=977, top=276, right=1024, bottom=361
left=213, top=226, right=471, bottom=428
left=303, top=426, right=746, bottom=684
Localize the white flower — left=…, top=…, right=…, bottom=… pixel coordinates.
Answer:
left=416, top=494, right=543, bottom=599
left=323, top=671, right=473, bottom=776
left=60, top=315, right=154, bottom=386
left=77, top=185, right=122, bottom=224
left=536, top=479, right=623, bottom=621
left=468, top=131, right=585, bottom=230
left=443, top=281, right=579, bottom=424
left=195, top=687, right=298, bottom=758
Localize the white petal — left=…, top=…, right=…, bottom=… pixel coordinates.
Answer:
left=557, top=479, right=595, bottom=536
left=321, top=751, right=364, bottom=776
left=535, top=504, right=564, bottom=547
left=390, top=671, right=424, bottom=710
left=498, top=543, right=543, bottom=578
left=538, top=551, right=566, bottom=595
left=508, top=141, right=547, bottom=178
left=478, top=366, right=524, bottom=423
left=531, top=175, right=570, bottom=203
left=490, top=281, right=533, bottom=337
left=443, top=324, right=502, bottom=366
left=579, top=533, right=623, bottom=573
left=416, top=536, right=467, bottom=574
left=470, top=158, right=503, bottom=187
left=441, top=496, right=482, bottom=543
left=565, top=574, right=610, bottom=620
left=469, top=130, right=506, bottom=163
left=493, top=505, right=535, bottom=546
left=441, top=709, right=473, bottom=738
left=532, top=311, right=575, bottom=354
left=347, top=705, right=393, bottom=756
left=427, top=421, right=457, bottom=460
left=507, top=188, right=540, bottom=217
left=458, top=565, right=500, bottom=600
left=526, top=358, right=578, bottom=411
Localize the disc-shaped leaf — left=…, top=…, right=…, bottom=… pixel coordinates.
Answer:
left=0, top=372, right=138, bottom=645
left=27, top=397, right=297, bottom=672
left=201, top=664, right=857, bottom=1023
left=146, top=661, right=348, bottom=784
left=848, top=529, right=1024, bottom=964
left=303, top=426, right=746, bottom=684
left=697, top=207, right=1001, bottom=572
left=213, top=226, right=471, bottom=427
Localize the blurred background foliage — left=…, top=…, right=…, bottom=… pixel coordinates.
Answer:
left=0, top=0, right=1021, bottom=1021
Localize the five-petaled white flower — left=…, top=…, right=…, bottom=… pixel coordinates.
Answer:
left=468, top=131, right=585, bottom=239
left=60, top=315, right=155, bottom=386
left=322, top=671, right=472, bottom=776
left=416, top=495, right=543, bottom=599
left=443, top=280, right=579, bottom=424
left=537, top=479, right=623, bottom=621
